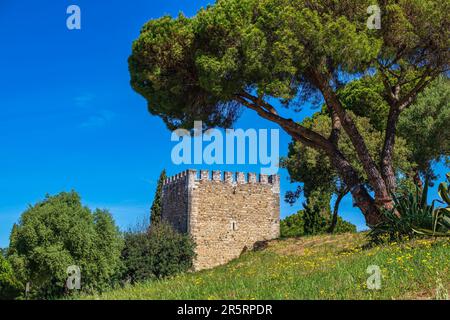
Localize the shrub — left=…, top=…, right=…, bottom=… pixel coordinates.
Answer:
left=280, top=211, right=305, bottom=238
left=281, top=210, right=356, bottom=238
left=0, top=254, right=22, bottom=300
left=7, top=191, right=124, bottom=299
left=334, top=216, right=358, bottom=234
left=121, top=223, right=195, bottom=283
left=303, top=202, right=330, bottom=235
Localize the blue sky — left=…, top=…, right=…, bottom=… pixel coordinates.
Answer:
left=0, top=0, right=446, bottom=248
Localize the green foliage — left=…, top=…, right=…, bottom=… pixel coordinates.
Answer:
left=282, top=110, right=412, bottom=223
left=302, top=191, right=331, bottom=235
left=129, top=0, right=448, bottom=129
left=338, top=75, right=389, bottom=131
left=7, top=191, right=124, bottom=299
left=282, top=188, right=356, bottom=238
left=303, top=208, right=329, bottom=236
left=341, top=75, right=450, bottom=181
left=369, top=185, right=434, bottom=243
left=150, top=169, right=167, bottom=226
left=370, top=174, right=450, bottom=243
left=290, top=111, right=411, bottom=180
left=415, top=173, right=450, bottom=237
left=435, top=175, right=450, bottom=231
left=283, top=74, right=449, bottom=225
left=398, top=76, right=450, bottom=177
left=282, top=87, right=412, bottom=189
left=0, top=254, right=22, bottom=300
left=280, top=212, right=305, bottom=238
left=82, top=234, right=450, bottom=300
left=438, top=174, right=450, bottom=206
left=130, top=0, right=448, bottom=226
left=128, top=0, right=386, bottom=130
left=283, top=189, right=357, bottom=237
left=129, top=0, right=449, bottom=230
left=334, top=217, right=358, bottom=234
left=281, top=210, right=356, bottom=238
left=121, top=223, right=196, bottom=283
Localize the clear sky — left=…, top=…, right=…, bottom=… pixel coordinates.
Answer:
left=0, top=0, right=446, bottom=248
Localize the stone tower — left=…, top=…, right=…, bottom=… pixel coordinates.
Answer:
left=161, top=169, right=280, bottom=271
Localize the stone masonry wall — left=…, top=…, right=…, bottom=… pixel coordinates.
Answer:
left=161, top=170, right=280, bottom=271
left=161, top=171, right=190, bottom=234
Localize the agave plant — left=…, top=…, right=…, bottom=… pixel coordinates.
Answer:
left=413, top=173, right=450, bottom=237
left=368, top=181, right=435, bottom=243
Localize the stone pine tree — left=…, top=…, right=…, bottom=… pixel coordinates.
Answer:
left=150, top=170, right=167, bottom=227
left=128, top=0, right=449, bottom=227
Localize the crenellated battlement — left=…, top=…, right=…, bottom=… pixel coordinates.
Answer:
left=163, top=169, right=280, bottom=187
left=163, top=170, right=189, bottom=185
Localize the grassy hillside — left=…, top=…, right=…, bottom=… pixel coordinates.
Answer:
left=81, top=233, right=449, bottom=300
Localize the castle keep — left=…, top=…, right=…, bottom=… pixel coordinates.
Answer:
left=161, top=170, right=280, bottom=270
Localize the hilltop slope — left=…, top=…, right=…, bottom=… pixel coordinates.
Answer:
left=82, top=233, right=449, bottom=300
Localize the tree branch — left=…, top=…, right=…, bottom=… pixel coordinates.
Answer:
left=379, top=67, right=442, bottom=192
left=240, top=92, right=279, bottom=116
left=328, top=106, right=342, bottom=146
left=235, top=93, right=333, bottom=152
left=378, top=63, right=397, bottom=105
left=309, top=69, right=389, bottom=200
left=397, top=69, right=441, bottom=110
left=328, top=186, right=350, bottom=233
left=235, top=91, right=382, bottom=225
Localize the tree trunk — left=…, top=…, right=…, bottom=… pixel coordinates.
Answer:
left=328, top=188, right=349, bottom=233
left=238, top=93, right=388, bottom=227
left=328, top=148, right=385, bottom=227
left=310, top=70, right=391, bottom=204
left=381, top=106, right=401, bottom=193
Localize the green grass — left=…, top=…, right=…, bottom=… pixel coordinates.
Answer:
left=80, top=233, right=449, bottom=300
